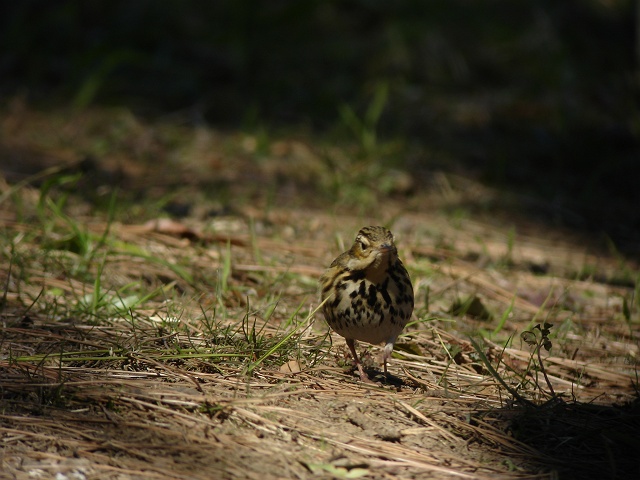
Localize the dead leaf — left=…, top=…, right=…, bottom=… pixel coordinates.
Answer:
left=280, top=359, right=302, bottom=374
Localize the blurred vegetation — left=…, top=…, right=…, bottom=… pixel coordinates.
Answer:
left=0, top=0, right=638, bottom=251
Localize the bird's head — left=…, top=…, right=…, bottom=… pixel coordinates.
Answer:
left=345, top=226, right=397, bottom=272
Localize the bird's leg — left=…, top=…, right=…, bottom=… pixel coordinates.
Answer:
left=382, top=339, right=396, bottom=376
left=346, top=338, right=373, bottom=383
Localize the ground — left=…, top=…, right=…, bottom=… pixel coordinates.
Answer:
left=1, top=106, right=639, bottom=479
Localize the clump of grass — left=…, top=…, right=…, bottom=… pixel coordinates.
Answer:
left=1, top=170, right=323, bottom=390
left=469, top=323, right=558, bottom=407
left=338, top=81, right=389, bottom=157
left=520, top=322, right=556, bottom=399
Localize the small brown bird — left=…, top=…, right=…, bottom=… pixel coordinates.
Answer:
left=319, top=226, right=414, bottom=382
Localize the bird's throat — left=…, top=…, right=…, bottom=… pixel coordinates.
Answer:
left=365, top=255, right=391, bottom=284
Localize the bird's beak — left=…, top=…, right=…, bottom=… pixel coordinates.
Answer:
left=379, top=244, right=393, bottom=254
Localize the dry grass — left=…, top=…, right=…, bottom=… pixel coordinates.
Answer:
left=1, top=106, right=639, bottom=479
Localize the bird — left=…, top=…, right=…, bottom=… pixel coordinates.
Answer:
left=319, top=226, right=414, bottom=382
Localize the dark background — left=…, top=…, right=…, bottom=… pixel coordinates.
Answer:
left=1, top=0, right=638, bottom=253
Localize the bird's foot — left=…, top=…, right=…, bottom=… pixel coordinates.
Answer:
left=356, top=363, right=376, bottom=384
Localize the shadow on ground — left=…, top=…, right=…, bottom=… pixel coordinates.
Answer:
left=479, top=398, right=640, bottom=479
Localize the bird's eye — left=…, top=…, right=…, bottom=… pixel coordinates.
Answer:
left=359, top=240, right=369, bottom=251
